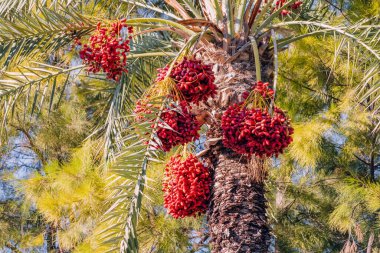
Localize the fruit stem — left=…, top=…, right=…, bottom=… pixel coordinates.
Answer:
left=182, top=144, right=188, bottom=158
left=165, top=32, right=203, bottom=78
left=270, top=29, right=278, bottom=112
left=250, top=36, right=261, bottom=82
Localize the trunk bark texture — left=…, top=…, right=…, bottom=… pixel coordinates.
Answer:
left=46, top=223, right=60, bottom=253
left=366, top=230, right=374, bottom=253
left=198, top=41, right=273, bottom=252
left=208, top=148, right=270, bottom=252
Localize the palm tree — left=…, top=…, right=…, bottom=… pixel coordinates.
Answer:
left=0, top=0, right=379, bottom=252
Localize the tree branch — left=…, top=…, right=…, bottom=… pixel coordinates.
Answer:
left=9, top=123, right=46, bottom=166
left=5, top=242, right=22, bottom=253
left=323, top=0, right=351, bottom=22
left=280, top=73, right=341, bottom=102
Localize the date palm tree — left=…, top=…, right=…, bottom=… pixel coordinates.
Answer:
left=0, top=0, right=379, bottom=252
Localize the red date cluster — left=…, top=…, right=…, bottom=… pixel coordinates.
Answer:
left=222, top=104, right=294, bottom=157
left=243, top=81, right=274, bottom=100
left=274, top=0, right=303, bottom=15
left=163, top=154, right=211, bottom=218
left=254, top=81, right=275, bottom=98
left=78, top=19, right=133, bottom=81
left=134, top=98, right=155, bottom=122
left=156, top=57, right=217, bottom=104
left=156, top=101, right=200, bottom=152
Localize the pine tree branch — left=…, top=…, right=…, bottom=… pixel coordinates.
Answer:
left=353, top=154, right=370, bottom=166
left=279, top=73, right=341, bottom=102
left=5, top=242, right=22, bottom=253
left=9, top=123, right=46, bottom=166
left=323, top=0, right=350, bottom=21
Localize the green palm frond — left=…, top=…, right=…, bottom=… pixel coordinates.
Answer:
left=121, top=0, right=181, bottom=20
left=87, top=31, right=178, bottom=252
left=181, top=0, right=203, bottom=18
left=97, top=97, right=167, bottom=253
left=0, top=0, right=79, bottom=18
left=0, top=62, right=84, bottom=141
left=357, top=67, right=380, bottom=114
left=85, top=33, right=176, bottom=162
left=273, top=20, right=380, bottom=60
left=95, top=29, right=200, bottom=248
left=98, top=143, right=152, bottom=253
left=252, top=0, right=297, bottom=35
left=0, top=7, right=95, bottom=68
left=120, top=0, right=202, bottom=21
left=271, top=18, right=380, bottom=117
left=0, top=63, right=83, bottom=98
left=200, top=0, right=222, bottom=25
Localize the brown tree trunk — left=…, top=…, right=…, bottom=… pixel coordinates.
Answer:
left=207, top=148, right=270, bottom=253
left=46, top=223, right=59, bottom=253
left=199, top=41, right=273, bottom=252
left=366, top=230, right=374, bottom=253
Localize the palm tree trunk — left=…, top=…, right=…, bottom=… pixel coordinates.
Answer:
left=207, top=148, right=270, bottom=252
left=201, top=42, right=273, bottom=252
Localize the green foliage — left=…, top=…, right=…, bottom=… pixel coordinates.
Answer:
left=22, top=141, right=106, bottom=251
left=0, top=0, right=379, bottom=252
left=0, top=7, right=94, bottom=68
left=0, top=63, right=84, bottom=144
left=269, top=171, right=345, bottom=252
left=290, top=120, right=330, bottom=168
left=0, top=0, right=79, bottom=18
left=270, top=12, right=380, bottom=250
left=35, top=102, right=90, bottom=162
left=0, top=199, right=44, bottom=250
left=347, top=0, right=380, bottom=19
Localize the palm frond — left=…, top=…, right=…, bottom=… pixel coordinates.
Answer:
left=0, top=0, right=79, bottom=18
left=271, top=19, right=380, bottom=118
left=234, top=0, right=247, bottom=33
left=164, top=0, right=191, bottom=19
left=126, top=18, right=195, bottom=35
left=199, top=0, right=221, bottom=26
left=181, top=0, right=203, bottom=19
left=0, top=7, right=95, bottom=68
left=221, top=0, right=233, bottom=38
left=97, top=97, right=167, bottom=253
left=94, top=29, right=197, bottom=251
left=84, top=33, right=176, bottom=163
left=120, top=0, right=182, bottom=20
left=254, top=0, right=297, bottom=35
left=0, top=62, right=84, bottom=142
left=0, top=63, right=83, bottom=99
left=357, top=71, right=380, bottom=132
left=250, top=0, right=274, bottom=34
left=273, top=21, right=380, bottom=60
